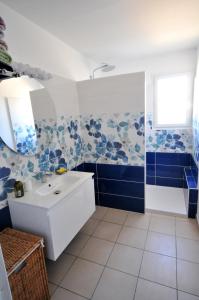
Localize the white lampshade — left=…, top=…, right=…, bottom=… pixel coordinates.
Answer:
left=0, top=75, right=44, bottom=97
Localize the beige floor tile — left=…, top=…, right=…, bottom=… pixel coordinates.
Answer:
left=60, top=258, right=103, bottom=298
left=177, top=237, right=199, bottom=263
left=79, top=237, right=114, bottom=265
left=140, top=251, right=176, bottom=288
left=46, top=253, right=75, bottom=284
left=107, top=243, right=143, bottom=276
left=145, top=231, right=176, bottom=257
left=80, top=218, right=99, bottom=235
left=92, top=206, right=109, bottom=220
left=134, top=278, right=177, bottom=300
left=176, top=221, right=199, bottom=240
left=65, top=232, right=90, bottom=256
left=51, top=287, right=86, bottom=300
left=48, top=282, right=57, bottom=296
left=178, top=291, right=199, bottom=300
left=92, top=267, right=137, bottom=300
left=149, top=215, right=175, bottom=235
left=93, top=221, right=122, bottom=242
left=125, top=213, right=151, bottom=230
left=117, top=226, right=147, bottom=249
left=177, top=259, right=199, bottom=296
left=103, top=208, right=128, bottom=224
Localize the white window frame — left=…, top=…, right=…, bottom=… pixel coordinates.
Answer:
left=153, top=72, right=194, bottom=130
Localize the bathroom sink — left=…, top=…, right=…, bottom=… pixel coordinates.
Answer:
left=36, top=172, right=81, bottom=196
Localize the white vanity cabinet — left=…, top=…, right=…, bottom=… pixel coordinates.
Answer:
left=8, top=172, right=95, bottom=260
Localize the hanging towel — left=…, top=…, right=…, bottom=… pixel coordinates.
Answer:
left=0, top=30, right=4, bottom=39
left=0, top=40, right=8, bottom=51
left=0, top=49, right=12, bottom=65
left=0, top=17, right=6, bottom=31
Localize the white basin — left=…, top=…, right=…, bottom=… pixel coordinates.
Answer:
left=8, top=171, right=95, bottom=260
left=36, top=173, right=81, bottom=196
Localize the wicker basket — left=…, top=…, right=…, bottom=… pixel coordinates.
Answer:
left=0, top=228, right=49, bottom=300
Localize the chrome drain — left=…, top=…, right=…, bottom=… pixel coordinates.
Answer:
left=54, top=190, right=61, bottom=195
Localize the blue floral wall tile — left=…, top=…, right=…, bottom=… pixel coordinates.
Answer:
left=146, top=113, right=192, bottom=153
left=81, top=112, right=145, bottom=166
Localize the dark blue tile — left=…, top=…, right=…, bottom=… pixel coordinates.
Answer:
left=189, top=189, right=198, bottom=204
left=146, top=164, right=155, bottom=177
left=84, top=163, right=97, bottom=177
left=146, top=176, right=155, bottom=185
left=156, top=165, right=184, bottom=178
left=94, top=179, right=98, bottom=193
left=186, top=176, right=197, bottom=189
left=98, top=193, right=144, bottom=213
left=192, top=167, right=198, bottom=183
left=190, top=154, right=197, bottom=168
left=184, top=167, right=192, bottom=177
left=156, top=152, right=190, bottom=166
left=95, top=192, right=99, bottom=205
left=156, top=177, right=184, bottom=188
left=188, top=204, right=197, bottom=218
left=76, top=163, right=85, bottom=171
left=0, top=206, right=12, bottom=230
left=98, top=179, right=144, bottom=198
left=97, top=164, right=144, bottom=182
left=146, top=152, right=155, bottom=164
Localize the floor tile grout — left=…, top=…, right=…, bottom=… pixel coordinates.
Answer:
left=48, top=207, right=199, bottom=299
left=133, top=210, right=152, bottom=300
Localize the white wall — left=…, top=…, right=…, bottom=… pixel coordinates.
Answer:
left=77, top=72, right=145, bottom=114
left=0, top=2, right=91, bottom=81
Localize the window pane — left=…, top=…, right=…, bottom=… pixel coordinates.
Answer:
left=155, top=73, right=192, bottom=127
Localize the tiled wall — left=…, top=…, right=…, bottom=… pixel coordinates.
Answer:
left=75, top=163, right=144, bottom=213
left=0, top=115, right=84, bottom=229
left=146, top=113, right=193, bottom=153
left=146, top=152, right=193, bottom=188
left=80, top=112, right=145, bottom=166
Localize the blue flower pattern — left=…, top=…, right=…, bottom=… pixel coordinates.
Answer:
left=81, top=113, right=145, bottom=165
left=0, top=167, right=15, bottom=201
left=146, top=113, right=192, bottom=153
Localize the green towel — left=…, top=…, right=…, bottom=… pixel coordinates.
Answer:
left=0, top=49, right=12, bottom=65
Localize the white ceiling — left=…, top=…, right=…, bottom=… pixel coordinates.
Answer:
left=2, top=0, right=199, bottom=64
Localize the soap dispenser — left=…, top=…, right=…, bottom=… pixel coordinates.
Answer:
left=14, top=181, right=24, bottom=198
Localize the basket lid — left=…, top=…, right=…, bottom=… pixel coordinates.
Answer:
left=0, top=228, right=42, bottom=274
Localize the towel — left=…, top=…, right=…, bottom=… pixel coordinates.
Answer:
left=0, top=30, right=4, bottom=39
left=0, top=40, right=8, bottom=51
left=0, top=49, right=12, bottom=65
left=0, top=17, right=6, bottom=31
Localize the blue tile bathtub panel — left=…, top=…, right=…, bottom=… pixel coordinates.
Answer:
left=98, top=193, right=144, bottom=213
left=189, top=189, right=198, bottom=204
left=81, top=163, right=144, bottom=212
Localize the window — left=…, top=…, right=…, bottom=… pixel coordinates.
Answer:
left=154, top=73, right=193, bottom=128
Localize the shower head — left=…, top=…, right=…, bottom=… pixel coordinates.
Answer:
left=91, top=63, right=115, bottom=79
left=101, top=64, right=115, bottom=72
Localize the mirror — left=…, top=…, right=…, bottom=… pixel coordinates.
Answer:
left=0, top=76, right=56, bottom=156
